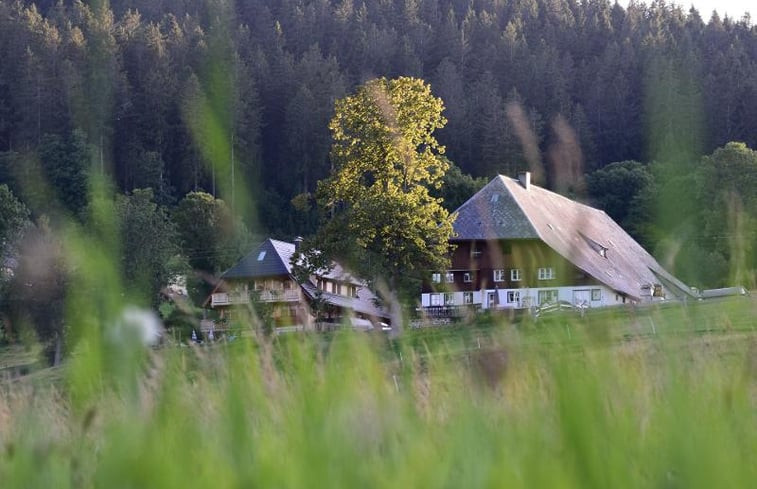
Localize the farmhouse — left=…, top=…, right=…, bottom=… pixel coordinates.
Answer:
left=210, top=238, right=389, bottom=330
left=421, top=172, right=696, bottom=313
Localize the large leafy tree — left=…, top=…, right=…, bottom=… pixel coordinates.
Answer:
left=697, top=142, right=757, bottom=287
left=585, top=160, right=652, bottom=239
left=115, top=188, right=183, bottom=304
left=172, top=191, right=252, bottom=303
left=172, top=191, right=250, bottom=274
left=0, top=183, right=31, bottom=253
left=0, top=184, right=31, bottom=321
left=306, top=77, right=454, bottom=299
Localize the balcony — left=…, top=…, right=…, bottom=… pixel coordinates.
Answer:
left=211, top=291, right=249, bottom=307
left=256, top=289, right=300, bottom=302
left=212, top=289, right=300, bottom=307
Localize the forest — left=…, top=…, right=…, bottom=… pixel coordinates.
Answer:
left=0, top=0, right=756, bottom=301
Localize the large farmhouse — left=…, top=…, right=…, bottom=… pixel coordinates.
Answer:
left=421, top=172, right=695, bottom=313
left=210, top=238, right=389, bottom=330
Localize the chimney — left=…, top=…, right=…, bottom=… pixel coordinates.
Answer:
left=294, top=236, right=303, bottom=251
left=517, top=171, right=531, bottom=190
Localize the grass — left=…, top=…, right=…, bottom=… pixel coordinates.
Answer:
left=1, top=298, right=756, bottom=488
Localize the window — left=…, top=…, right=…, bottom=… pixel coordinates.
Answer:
left=431, top=273, right=441, bottom=284
left=257, top=251, right=266, bottom=261
left=652, top=284, right=664, bottom=298
left=510, top=268, right=521, bottom=281
left=591, top=289, right=601, bottom=301
left=463, top=292, right=473, bottom=304
left=430, top=294, right=442, bottom=306
left=538, top=289, right=559, bottom=305
left=463, top=272, right=472, bottom=283
left=507, top=291, right=520, bottom=303
left=493, top=269, right=505, bottom=282
left=538, top=267, right=555, bottom=280
left=445, top=272, right=454, bottom=283
left=444, top=293, right=455, bottom=305
left=350, top=285, right=358, bottom=298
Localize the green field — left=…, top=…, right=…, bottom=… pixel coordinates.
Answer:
left=2, top=298, right=757, bottom=488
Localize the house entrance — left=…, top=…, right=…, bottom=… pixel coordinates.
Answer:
left=487, top=291, right=498, bottom=308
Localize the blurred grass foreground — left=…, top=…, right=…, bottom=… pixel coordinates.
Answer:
left=2, top=299, right=757, bottom=488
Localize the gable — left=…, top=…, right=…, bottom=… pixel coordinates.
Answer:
left=221, top=239, right=295, bottom=279
left=452, top=177, right=539, bottom=240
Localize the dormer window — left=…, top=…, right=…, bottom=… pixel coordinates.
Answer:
left=652, top=284, right=664, bottom=297
left=581, top=234, right=610, bottom=259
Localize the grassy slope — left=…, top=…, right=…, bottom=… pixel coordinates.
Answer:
left=1, top=298, right=756, bottom=488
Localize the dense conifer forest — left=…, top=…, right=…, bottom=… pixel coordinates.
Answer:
left=0, top=0, right=756, bottom=292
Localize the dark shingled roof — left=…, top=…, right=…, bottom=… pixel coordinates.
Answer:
left=453, top=175, right=695, bottom=301
left=301, top=283, right=390, bottom=319
left=221, top=238, right=295, bottom=279
left=452, top=177, right=539, bottom=240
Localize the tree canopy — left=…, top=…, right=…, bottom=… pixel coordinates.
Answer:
left=305, top=77, right=454, bottom=297
left=0, top=184, right=30, bottom=253
left=115, top=188, right=183, bottom=304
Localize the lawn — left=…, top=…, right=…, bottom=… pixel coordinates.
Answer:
left=1, top=297, right=756, bottom=488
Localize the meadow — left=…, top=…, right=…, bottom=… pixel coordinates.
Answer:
left=1, top=298, right=756, bottom=488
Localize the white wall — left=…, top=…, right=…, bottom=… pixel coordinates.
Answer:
left=421, top=284, right=627, bottom=310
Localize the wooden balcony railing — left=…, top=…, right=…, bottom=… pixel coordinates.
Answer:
left=256, top=289, right=300, bottom=302
left=212, top=289, right=300, bottom=307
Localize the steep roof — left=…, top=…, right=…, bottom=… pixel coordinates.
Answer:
left=301, top=283, right=390, bottom=319
left=453, top=177, right=539, bottom=240
left=221, top=238, right=295, bottom=279
left=453, top=175, right=695, bottom=301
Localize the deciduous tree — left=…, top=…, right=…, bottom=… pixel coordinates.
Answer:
left=305, top=77, right=454, bottom=299
left=115, top=188, right=183, bottom=304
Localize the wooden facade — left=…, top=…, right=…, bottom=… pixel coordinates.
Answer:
left=422, top=239, right=603, bottom=294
